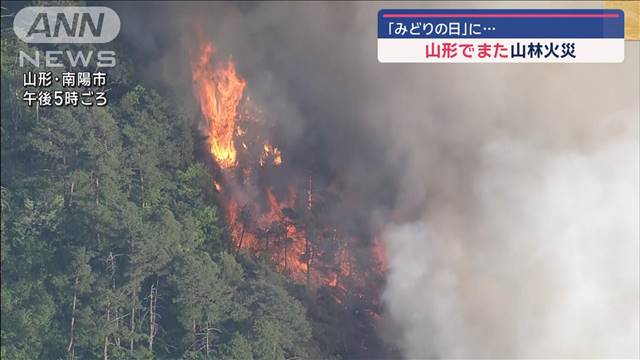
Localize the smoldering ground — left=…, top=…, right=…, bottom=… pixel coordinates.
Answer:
left=112, top=1, right=639, bottom=358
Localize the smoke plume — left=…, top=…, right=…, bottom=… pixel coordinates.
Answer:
left=113, top=1, right=640, bottom=357
left=382, top=133, right=639, bottom=358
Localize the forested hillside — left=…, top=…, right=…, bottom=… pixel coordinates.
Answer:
left=0, top=29, right=350, bottom=360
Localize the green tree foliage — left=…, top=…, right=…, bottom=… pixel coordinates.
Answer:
left=1, top=23, right=347, bottom=360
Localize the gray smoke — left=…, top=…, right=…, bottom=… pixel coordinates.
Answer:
left=114, top=1, right=640, bottom=358
left=382, top=132, right=639, bottom=358
left=371, top=10, right=639, bottom=360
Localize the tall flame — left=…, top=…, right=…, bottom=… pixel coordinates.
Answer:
left=192, top=42, right=246, bottom=169
left=191, top=39, right=387, bottom=303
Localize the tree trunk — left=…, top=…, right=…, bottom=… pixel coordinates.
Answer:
left=130, top=287, right=136, bottom=353
left=306, top=240, right=314, bottom=288
left=95, top=176, right=100, bottom=206
left=237, top=225, right=245, bottom=251
left=69, top=181, right=75, bottom=207
left=284, top=240, right=288, bottom=272
left=67, top=274, right=79, bottom=358
left=205, top=322, right=210, bottom=357
left=140, top=172, right=145, bottom=208
left=103, top=335, right=109, bottom=360
left=104, top=300, right=110, bottom=360
left=108, top=252, right=121, bottom=348
left=148, top=282, right=157, bottom=352
left=104, top=252, right=114, bottom=360
left=191, top=320, right=197, bottom=352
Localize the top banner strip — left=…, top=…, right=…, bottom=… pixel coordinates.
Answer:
left=378, top=9, right=625, bottom=39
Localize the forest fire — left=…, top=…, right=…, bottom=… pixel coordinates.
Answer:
left=259, top=144, right=282, bottom=166
left=191, top=39, right=387, bottom=295
left=3, top=2, right=635, bottom=358
left=192, top=42, right=245, bottom=169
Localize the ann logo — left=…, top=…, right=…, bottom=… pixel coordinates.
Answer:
left=14, top=6, right=120, bottom=44
left=27, top=11, right=105, bottom=38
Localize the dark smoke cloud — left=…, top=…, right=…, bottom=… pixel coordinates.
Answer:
left=112, top=1, right=639, bottom=358
left=113, top=2, right=402, bottom=230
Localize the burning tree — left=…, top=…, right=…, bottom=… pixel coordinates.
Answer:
left=191, top=39, right=388, bottom=301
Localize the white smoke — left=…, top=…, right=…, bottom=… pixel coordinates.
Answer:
left=382, top=131, right=639, bottom=358
left=372, top=0, right=639, bottom=354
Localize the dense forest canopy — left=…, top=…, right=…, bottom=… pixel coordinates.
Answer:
left=0, top=5, right=386, bottom=358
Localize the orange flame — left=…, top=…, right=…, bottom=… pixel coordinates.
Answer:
left=192, top=42, right=246, bottom=169
left=192, top=39, right=388, bottom=303
left=259, top=144, right=283, bottom=166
